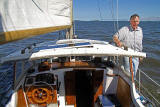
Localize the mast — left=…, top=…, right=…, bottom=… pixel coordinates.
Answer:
left=66, top=0, right=74, bottom=39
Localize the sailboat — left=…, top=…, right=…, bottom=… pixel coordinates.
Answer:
left=0, top=0, right=156, bottom=107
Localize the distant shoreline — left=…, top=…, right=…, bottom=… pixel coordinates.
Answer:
left=74, top=20, right=160, bottom=22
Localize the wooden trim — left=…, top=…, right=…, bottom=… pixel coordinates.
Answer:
left=93, top=82, right=103, bottom=102
left=93, top=70, right=104, bottom=103
left=38, top=61, right=51, bottom=72
left=64, top=61, right=89, bottom=67
left=17, top=88, right=27, bottom=107
left=106, top=73, right=118, bottom=77
left=65, top=72, right=76, bottom=106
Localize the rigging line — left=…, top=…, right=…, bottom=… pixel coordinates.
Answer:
left=109, top=0, right=116, bottom=33
left=116, top=0, right=119, bottom=31
left=32, top=0, right=44, bottom=12
left=139, top=69, right=160, bottom=87
left=111, top=0, right=115, bottom=31
left=97, top=0, right=103, bottom=20
left=73, top=21, right=76, bottom=36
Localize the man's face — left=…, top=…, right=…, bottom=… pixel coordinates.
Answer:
left=130, top=16, right=140, bottom=30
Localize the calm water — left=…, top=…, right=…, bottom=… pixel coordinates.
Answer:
left=0, top=21, right=160, bottom=106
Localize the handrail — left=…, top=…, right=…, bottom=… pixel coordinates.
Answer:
left=139, top=69, right=160, bottom=87
left=135, top=79, right=160, bottom=105
left=136, top=69, right=160, bottom=106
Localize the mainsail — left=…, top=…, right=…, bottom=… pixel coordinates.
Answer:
left=0, top=0, right=72, bottom=44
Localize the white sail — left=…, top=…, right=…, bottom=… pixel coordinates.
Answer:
left=0, top=0, right=72, bottom=44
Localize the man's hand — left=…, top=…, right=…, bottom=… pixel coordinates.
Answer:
left=117, top=41, right=123, bottom=47
left=113, top=35, right=123, bottom=47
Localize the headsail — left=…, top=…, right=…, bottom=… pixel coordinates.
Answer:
left=0, top=0, right=72, bottom=44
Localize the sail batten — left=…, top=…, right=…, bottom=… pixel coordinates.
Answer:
left=0, top=0, right=72, bottom=44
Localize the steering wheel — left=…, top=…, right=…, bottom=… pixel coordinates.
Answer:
left=25, top=81, right=54, bottom=105
left=31, top=88, right=49, bottom=103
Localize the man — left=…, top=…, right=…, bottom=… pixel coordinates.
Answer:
left=113, top=14, right=143, bottom=79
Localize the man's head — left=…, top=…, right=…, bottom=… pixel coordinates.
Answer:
left=130, top=14, right=140, bottom=30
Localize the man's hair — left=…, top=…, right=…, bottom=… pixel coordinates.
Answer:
left=130, top=14, right=140, bottom=20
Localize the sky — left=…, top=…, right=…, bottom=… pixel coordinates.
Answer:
left=73, top=0, right=160, bottom=21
